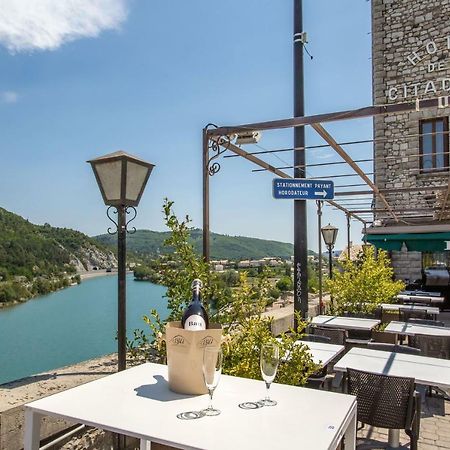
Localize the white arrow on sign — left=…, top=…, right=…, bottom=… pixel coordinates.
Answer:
left=314, top=190, right=327, bottom=197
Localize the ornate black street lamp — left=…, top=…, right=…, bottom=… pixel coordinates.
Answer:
left=88, top=151, right=154, bottom=372
left=321, top=223, right=338, bottom=280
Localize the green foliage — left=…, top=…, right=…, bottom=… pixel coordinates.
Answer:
left=129, top=199, right=319, bottom=386
left=307, top=261, right=320, bottom=294
left=218, top=269, right=240, bottom=287
left=327, top=246, right=405, bottom=315
left=0, top=207, right=114, bottom=304
left=276, top=276, right=293, bottom=292
left=268, top=286, right=281, bottom=300
left=95, top=229, right=295, bottom=260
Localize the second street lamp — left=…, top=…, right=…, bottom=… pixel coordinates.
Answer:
left=88, top=151, right=154, bottom=372
left=321, top=223, right=338, bottom=280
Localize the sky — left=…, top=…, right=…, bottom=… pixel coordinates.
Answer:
left=0, top=0, right=373, bottom=252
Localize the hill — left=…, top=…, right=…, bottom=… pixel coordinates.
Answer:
left=0, top=207, right=116, bottom=303
left=94, top=229, right=295, bottom=260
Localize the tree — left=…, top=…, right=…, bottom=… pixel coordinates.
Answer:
left=276, top=276, right=293, bottom=292
left=326, top=246, right=405, bottom=315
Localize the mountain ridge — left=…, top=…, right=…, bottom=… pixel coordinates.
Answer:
left=94, top=228, right=296, bottom=260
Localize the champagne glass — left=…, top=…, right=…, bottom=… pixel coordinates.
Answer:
left=202, top=347, right=222, bottom=416
left=260, top=343, right=279, bottom=406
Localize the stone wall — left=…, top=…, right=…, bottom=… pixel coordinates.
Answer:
left=372, top=0, right=450, bottom=278
left=390, top=246, right=423, bottom=282
left=0, top=355, right=118, bottom=450
left=372, top=0, right=450, bottom=220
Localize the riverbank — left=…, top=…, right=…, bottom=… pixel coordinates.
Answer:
left=79, top=269, right=120, bottom=281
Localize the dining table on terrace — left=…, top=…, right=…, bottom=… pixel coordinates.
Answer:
left=24, top=362, right=357, bottom=450
left=384, top=321, right=450, bottom=337
left=311, top=315, right=380, bottom=331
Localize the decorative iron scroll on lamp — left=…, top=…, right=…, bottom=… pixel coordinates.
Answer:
left=88, top=151, right=154, bottom=372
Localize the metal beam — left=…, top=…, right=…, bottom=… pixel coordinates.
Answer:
left=213, top=137, right=367, bottom=224
left=207, top=96, right=450, bottom=137
left=311, top=123, right=399, bottom=223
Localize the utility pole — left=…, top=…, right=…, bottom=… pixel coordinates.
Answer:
left=294, top=0, right=308, bottom=322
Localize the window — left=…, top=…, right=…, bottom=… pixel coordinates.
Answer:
left=419, top=117, right=449, bottom=172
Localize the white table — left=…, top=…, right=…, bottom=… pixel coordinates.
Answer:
left=334, top=347, right=450, bottom=390
left=311, top=315, right=380, bottom=331
left=380, top=303, right=440, bottom=316
left=300, top=341, right=345, bottom=366
left=334, top=347, right=450, bottom=448
left=384, top=321, right=450, bottom=337
left=25, top=363, right=357, bottom=450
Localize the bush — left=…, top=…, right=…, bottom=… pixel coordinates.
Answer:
left=268, top=287, right=281, bottom=300
left=326, top=246, right=405, bottom=315
left=128, top=199, right=319, bottom=386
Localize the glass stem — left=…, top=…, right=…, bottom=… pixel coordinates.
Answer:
left=265, top=382, right=271, bottom=401
left=208, top=388, right=214, bottom=409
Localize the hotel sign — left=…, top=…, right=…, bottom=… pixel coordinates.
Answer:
left=388, top=37, right=450, bottom=101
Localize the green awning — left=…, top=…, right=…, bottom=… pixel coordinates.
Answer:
left=366, top=232, right=450, bottom=252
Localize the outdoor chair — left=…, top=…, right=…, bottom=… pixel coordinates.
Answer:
left=406, top=318, right=445, bottom=327
left=346, top=368, right=421, bottom=450
left=299, top=334, right=331, bottom=343
left=299, top=335, right=333, bottom=390
left=312, top=326, right=347, bottom=345
left=399, top=309, right=428, bottom=321
left=367, top=341, right=421, bottom=355
left=409, top=334, right=450, bottom=359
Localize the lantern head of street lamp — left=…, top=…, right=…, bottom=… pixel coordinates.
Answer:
left=88, top=151, right=155, bottom=207
left=321, top=223, right=339, bottom=247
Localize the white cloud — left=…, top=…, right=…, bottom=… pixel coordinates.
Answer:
left=0, top=0, right=128, bottom=53
left=1, top=91, right=19, bottom=103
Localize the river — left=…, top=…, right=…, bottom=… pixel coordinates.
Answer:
left=0, top=274, right=167, bottom=385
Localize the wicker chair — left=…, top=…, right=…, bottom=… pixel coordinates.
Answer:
left=312, top=326, right=347, bottom=345
left=399, top=309, right=428, bottom=321
left=367, top=341, right=421, bottom=355
left=406, top=318, right=445, bottom=327
left=299, top=334, right=331, bottom=343
left=346, top=368, right=421, bottom=450
left=298, top=334, right=332, bottom=389
left=409, top=334, right=450, bottom=359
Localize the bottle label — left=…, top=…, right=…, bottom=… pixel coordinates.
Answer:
left=184, top=314, right=206, bottom=331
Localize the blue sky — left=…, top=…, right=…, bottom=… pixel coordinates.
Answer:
left=0, top=0, right=373, bottom=251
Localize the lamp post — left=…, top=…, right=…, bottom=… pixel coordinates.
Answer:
left=88, top=151, right=154, bottom=372
left=321, top=223, right=338, bottom=280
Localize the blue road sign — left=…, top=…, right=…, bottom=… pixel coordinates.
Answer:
left=273, top=178, right=334, bottom=200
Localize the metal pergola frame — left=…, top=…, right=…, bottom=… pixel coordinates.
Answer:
left=202, top=95, right=450, bottom=317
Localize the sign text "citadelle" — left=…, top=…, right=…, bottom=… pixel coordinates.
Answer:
left=388, top=37, right=450, bottom=101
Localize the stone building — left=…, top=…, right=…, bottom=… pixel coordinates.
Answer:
left=367, top=0, right=450, bottom=286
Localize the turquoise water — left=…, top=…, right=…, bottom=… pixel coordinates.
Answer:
left=0, top=274, right=167, bottom=384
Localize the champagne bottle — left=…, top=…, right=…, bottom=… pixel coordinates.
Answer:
left=181, top=279, right=209, bottom=330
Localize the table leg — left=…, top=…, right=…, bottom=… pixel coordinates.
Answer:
left=24, top=409, right=42, bottom=450
left=140, top=439, right=151, bottom=450
left=388, top=429, right=400, bottom=448
left=343, top=408, right=357, bottom=450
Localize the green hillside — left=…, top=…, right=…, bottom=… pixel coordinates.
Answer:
left=0, top=207, right=115, bottom=303
left=95, top=229, right=295, bottom=260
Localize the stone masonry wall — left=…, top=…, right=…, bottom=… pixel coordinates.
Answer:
left=372, top=0, right=450, bottom=219
left=372, top=0, right=450, bottom=278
